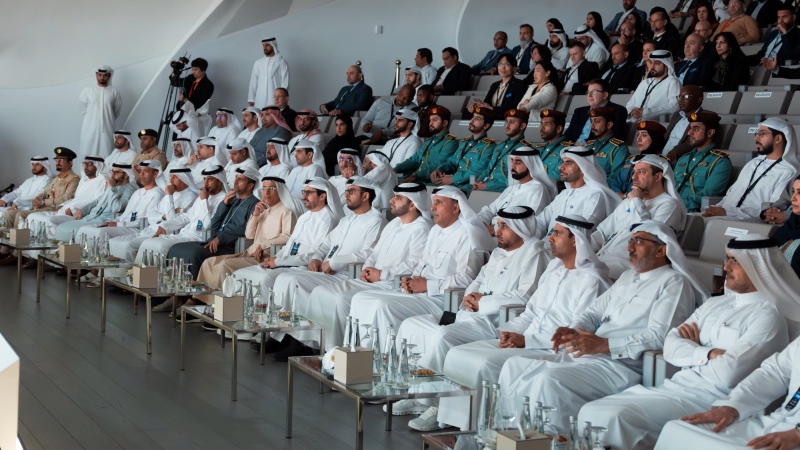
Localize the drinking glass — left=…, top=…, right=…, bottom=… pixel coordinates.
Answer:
left=409, top=334, right=425, bottom=378
left=497, top=395, right=517, bottom=431
left=591, top=426, right=607, bottom=449
left=360, top=323, right=372, bottom=347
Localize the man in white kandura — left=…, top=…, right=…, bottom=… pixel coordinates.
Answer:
left=79, top=65, right=122, bottom=159
left=591, top=154, right=686, bottom=278
left=104, top=131, right=137, bottom=169
left=394, top=205, right=552, bottom=431
left=626, top=50, right=681, bottom=122
left=362, top=150, right=395, bottom=210
left=208, top=108, right=242, bottom=162
left=248, top=37, right=289, bottom=109
left=498, top=220, right=707, bottom=430
left=0, top=157, right=53, bottom=215
left=285, top=141, right=327, bottom=198
left=258, top=138, right=292, bottom=180
left=704, top=117, right=800, bottom=221
left=534, top=147, right=621, bottom=238
left=582, top=234, right=795, bottom=450
left=187, top=137, right=227, bottom=186
left=168, top=102, right=204, bottom=145
left=287, top=110, right=326, bottom=170
left=349, top=186, right=495, bottom=351
left=223, top=138, right=260, bottom=189
left=438, top=215, right=612, bottom=430
left=384, top=109, right=422, bottom=167
left=476, top=147, right=558, bottom=235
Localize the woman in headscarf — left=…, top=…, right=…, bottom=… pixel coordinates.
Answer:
left=708, top=31, right=750, bottom=91
left=771, top=176, right=800, bottom=277
left=586, top=11, right=611, bottom=48
left=322, top=115, right=362, bottom=176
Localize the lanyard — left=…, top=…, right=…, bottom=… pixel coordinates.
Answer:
left=737, top=157, right=783, bottom=207
left=387, top=135, right=410, bottom=160
left=676, top=149, right=714, bottom=192
left=219, top=198, right=245, bottom=231
left=640, top=77, right=666, bottom=109
left=290, top=134, right=309, bottom=154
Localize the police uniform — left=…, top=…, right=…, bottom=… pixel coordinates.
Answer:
left=394, top=106, right=458, bottom=184
left=5, top=147, right=81, bottom=225
left=586, top=134, right=630, bottom=186
left=132, top=129, right=168, bottom=185
left=536, top=136, right=570, bottom=181
left=674, top=144, right=732, bottom=212
left=482, top=135, right=530, bottom=192
left=438, top=134, right=495, bottom=194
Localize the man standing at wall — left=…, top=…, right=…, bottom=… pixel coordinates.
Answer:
left=248, top=37, right=290, bottom=109
left=79, top=66, right=122, bottom=159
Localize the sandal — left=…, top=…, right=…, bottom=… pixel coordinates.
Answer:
left=152, top=300, right=173, bottom=313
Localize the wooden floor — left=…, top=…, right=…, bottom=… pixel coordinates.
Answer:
left=0, top=266, right=422, bottom=450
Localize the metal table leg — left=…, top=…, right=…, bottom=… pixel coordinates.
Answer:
left=35, top=256, right=42, bottom=302
left=65, top=267, right=71, bottom=319
left=231, top=332, right=238, bottom=401
left=385, top=401, right=393, bottom=431
left=286, top=362, right=294, bottom=438
left=180, top=307, right=186, bottom=370
left=146, top=296, right=152, bottom=354
left=17, top=251, right=22, bottom=293
left=171, top=295, right=177, bottom=328
left=260, top=331, right=266, bottom=365
left=101, top=276, right=107, bottom=332
left=319, top=329, right=325, bottom=393
left=356, top=398, right=364, bottom=450
left=134, top=293, right=139, bottom=315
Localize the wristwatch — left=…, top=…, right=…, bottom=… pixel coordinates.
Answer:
left=795, top=422, right=800, bottom=434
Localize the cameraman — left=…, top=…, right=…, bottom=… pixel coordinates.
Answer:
left=170, top=57, right=214, bottom=111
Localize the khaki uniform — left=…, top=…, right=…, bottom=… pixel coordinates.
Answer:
left=4, top=171, right=80, bottom=225
left=132, top=147, right=168, bottom=184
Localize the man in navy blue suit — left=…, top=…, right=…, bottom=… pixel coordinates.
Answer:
left=471, top=32, right=513, bottom=75
left=674, top=34, right=711, bottom=88
left=433, top=48, right=472, bottom=95
left=606, top=0, right=649, bottom=37
left=563, top=79, right=628, bottom=145
left=746, top=5, right=800, bottom=66
left=320, top=65, right=373, bottom=116
left=509, top=24, right=538, bottom=75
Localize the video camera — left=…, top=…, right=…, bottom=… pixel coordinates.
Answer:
left=169, top=55, right=191, bottom=78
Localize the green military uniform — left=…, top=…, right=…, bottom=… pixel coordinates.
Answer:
left=535, top=136, right=571, bottom=181
left=674, top=144, right=732, bottom=212
left=394, top=130, right=458, bottom=184
left=586, top=134, right=630, bottom=186
left=437, top=133, right=495, bottom=194
left=481, top=136, right=530, bottom=192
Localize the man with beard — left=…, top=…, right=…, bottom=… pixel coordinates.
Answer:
left=534, top=109, right=570, bottom=182
left=287, top=110, right=325, bottom=170
left=413, top=85, right=437, bottom=139
left=472, top=109, right=531, bottom=193
left=0, top=157, right=53, bottom=215
left=131, top=129, right=168, bottom=185
left=704, top=117, right=800, bottom=220
left=384, top=109, right=422, bottom=167
left=258, top=138, right=291, bottom=180
left=105, top=131, right=137, bottom=169
left=394, top=106, right=457, bottom=185
left=359, top=84, right=415, bottom=144
left=626, top=50, right=681, bottom=122
left=586, top=106, right=630, bottom=186
left=663, top=85, right=705, bottom=162
left=79, top=66, right=122, bottom=159
left=510, top=24, right=538, bottom=75
left=674, top=111, right=731, bottom=212
left=250, top=106, right=293, bottom=166
left=237, top=107, right=262, bottom=142
left=548, top=29, right=570, bottom=71
left=430, top=106, right=495, bottom=194
left=285, top=142, right=327, bottom=198
left=248, top=37, right=289, bottom=109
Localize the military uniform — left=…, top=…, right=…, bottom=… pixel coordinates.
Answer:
left=481, top=136, right=530, bottom=192
left=535, top=136, right=570, bottom=181
left=394, top=130, right=458, bottom=184
left=674, top=144, right=732, bottom=212
left=609, top=153, right=670, bottom=195
left=586, top=134, right=630, bottom=186
left=132, top=146, right=168, bottom=184
left=437, top=134, right=495, bottom=194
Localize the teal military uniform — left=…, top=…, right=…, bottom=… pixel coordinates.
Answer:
left=438, top=133, right=495, bottom=194
left=394, top=130, right=458, bottom=184
left=481, top=136, right=529, bottom=192
left=535, top=136, right=571, bottom=181
left=674, top=144, right=732, bottom=212
left=608, top=153, right=670, bottom=195
left=586, top=135, right=630, bottom=187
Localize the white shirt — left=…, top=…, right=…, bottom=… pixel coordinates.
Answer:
left=310, top=209, right=386, bottom=273
left=592, top=194, right=686, bottom=258
left=413, top=220, right=486, bottom=296
left=189, top=157, right=221, bottom=187
left=551, top=47, right=569, bottom=72
left=144, top=188, right=198, bottom=233
left=248, top=55, right=290, bottom=109
left=59, top=175, right=109, bottom=213
left=534, top=185, right=608, bottom=238
left=626, top=76, right=682, bottom=121
left=478, top=180, right=552, bottom=226
left=419, top=64, right=438, bottom=86
left=500, top=262, right=609, bottom=348
left=208, top=126, right=241, bottom=164
left=160, top=190, right=227, bottom=238
left=328, top=175, right=350, bottom=210
left=436, top=67, right=453, bottom=87
left=717, top=155, right=797, bottom=219
left=276, top=209, right=337, bottom=267
left=664, top=291, right=789, bottom=399
left=363, top=215, right=432, bottom=281
left=385, top=135, right=423, bottom=167
left=224, top=159, right=260, bottom=189
left=79, top=84, right=122, bottom=158
left=585, top=42, right=610, bottom=67
left=113, top=186, right=166, bottom=228
left=564, top=59, right=585, bottom=93
left=2, top=174, right=52, bottom=210
left=258, top=163, right=291, bottom=181
left=237, top=127, right=260, bottom=142
left=518, top=83, right=558, bottom=115
left=287, top=133, right=326, bottom=170
left=285, top=164, right=327, bottom=199
left=572, top=265, right=696, bottom=371
left=104, top=149, right=136, bottom=172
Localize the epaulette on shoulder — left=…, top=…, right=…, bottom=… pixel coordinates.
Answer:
left=586, top=139, right=596, bottom=145
left=481, top=137, right=495, bottom=144
left=521, top=139, right=533, bottom=147
left=609, top=138, right=625, bottom=146
left=445, top=134, right=457, bottom=140
left=461, top=136, right=471, bottom=142
left=710, top=149, right=729, bottom=158
left=560, top=141, right=574, bottom=147
left=626, top=155, right=636, bottom=161
left=533, top=142, right=546, bottom=148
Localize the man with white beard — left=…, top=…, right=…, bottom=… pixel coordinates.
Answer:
left=348, top=186, right=495, bottom=351
left=0, top=157, right=53, bottom=215
left=208, top=108, right=242, bottom=163
left=497, top=220, right=705, bottom=431
left=476, top=147, right=557, bottom=235
left=223, top=138, right=260, bottom=189
left=285, top=142, right=327, bottom=198
left=583, top=234, right=795, bottom=450
left=394, top=206, right=551, bottom=431
left=248, top=37, right=289, bottom=109
left=79, top=66, right=121, bottom=159
left=533, top=147, right=621, bottom=238
left=591, top=154, right=686, bottom=278
left=258, top=138, right=291, bottom=180
left=438, top=215, right=612, bottom=431
left=104, top=131, right=137, bottom=169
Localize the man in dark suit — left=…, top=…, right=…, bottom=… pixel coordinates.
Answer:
left=746, top=0, right=782, bottom=27
left=510, top=24, right=538, bottom=74
left=663, top=85, right=704, bottom=162
left=618, top=22, right=644, bottom=65
left=674, top=34, right=712, bottom=88
left=645, top=8, right=683, bottom=58
left=747, top=6, right=800, bottom=66
left=320, top=65, right=373, bottom=116
left=606, top=0, right=649, bottom=37
left=564, top=78, right=628, bottom=144
left=601, top=43, right=637, bottom=93
left=562, top=42, right=601, bottom=95
left=669, top=0, right=698, bottom=18
left=274, top=87, right=297, bottom=132
left=432, top=47, right=472, bottom=95
left=471, top=32, right=513, bottom=75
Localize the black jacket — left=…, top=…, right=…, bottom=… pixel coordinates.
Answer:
left=432, top=62, right=472, bottom=95
left=563, top=60, right=601, bottom=95
left=708, top=53, right=751, bottom=91
left=645, top=24, right=683, bottom=58
left=746, top=0, right=782, bottom=28
left=479, top=77, right=528, bottom=117
left=281, top=106, right=298, bottom=132
left=175, top=75, right=214, bottom=111
left=746, top=27, right=800, bottom=66
left=324, top=81, right=374, bottom=115
left=564, top=101, right=629, bottom=143
left=674, top=54, right=713, bottom=88
left=600, top=60, right=637, bottom=93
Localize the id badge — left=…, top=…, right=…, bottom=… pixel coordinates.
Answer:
left=196, top=220, right=203, bottom=231
left=290, top=242, right=301, bottom=256
left=130, top=212, right=137, bottom=222
left=327, top=245, right=339, bottom=259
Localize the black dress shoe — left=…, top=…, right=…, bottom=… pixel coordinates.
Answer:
left=272, top=338, right=317, bottom=362
left=250, top=337, right=290, bottom=354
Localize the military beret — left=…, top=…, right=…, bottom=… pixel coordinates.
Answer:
left=540, top=109, right=567, bottom=120
left=138, top=129, right=159, bottom=138
left=504, top=108, right=530, bottom=122
left=637, top=120, right=667, bottom=136
left=429, top=105, right=452, bottom=120
left=588, top=106, right=615, bottom=120
left=53, top=147, right=77, bottom=160
left=688, top=111, right=721, bottom=125
left=472, top=106, right=495, bottom=124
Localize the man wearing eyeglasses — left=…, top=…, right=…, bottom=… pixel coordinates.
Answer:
left=564, top=79, right=628, bottom=145
left=663, top=85, right=705, bottom=161
left=645, top=7, right=682, bottom=58
left=471, top=31, right=514, bottom=75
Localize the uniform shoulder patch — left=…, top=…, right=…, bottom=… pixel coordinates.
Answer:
left=481, top=137, right=495, bottom=144
left=609, top=138, right=625, bottom=146
left=533, top=142, right=546, bottom=148
left=521, top=139, right=533, bottom=147
left=559, top=141, right=573, bottom=147
left=461, top=136, right=471, bottom=142
left=626, top=155, right=636, bottom=161
left=586, top=140, right=596, bottom=145
left=445, top=134, right=457, bottom=140
left=710, top=149, right=729, bottom=158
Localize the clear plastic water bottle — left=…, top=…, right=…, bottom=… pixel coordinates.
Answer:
left=521, top=396, right=533, bottom=430
left=477, top=380, right=492, bottom=440
left=534, top=401, right=544, bottom=433
left=68, top=230, right=75, bottom=245
left=343, top=315, right=352, bottom=347
left=371, top=326, right=383, bottom=377
left=395, top=338, right=409, bottom=388
left=351, top=318, right=360, bottom=352
left=567, top=416, right=580, bottom=450
left=385, top=333, right=398, bottom=384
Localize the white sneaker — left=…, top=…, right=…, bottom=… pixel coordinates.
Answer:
left=408, top=406, right=441, bottom=431
left=80, top=273, right=98, bottom=283
left=383, top=399, right=426, bottom=415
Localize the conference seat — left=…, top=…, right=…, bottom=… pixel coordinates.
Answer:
left=566, top=95, right=589, bottom=116
left=611, top=93, right=632, bottom=110
left=554, top=95, right=571, bottom=114
left=748, top=65, right=771, bottom=86
left=787, top=91, right=800, bottom=115
left=466, top=190, right=500, bottom=211
left=717, top=114, right=764, bottom=124
left=767, top=66, right=800, bottom=87
left=476, top=75, right=502, bottom=91
left=435, top=95, right=469, bottom=117
left=735, top=90, right=792, bottom=115
left=456, top=90, right=488, bottom=99
left=701, top=91, right=741, bottom=114
left=486, top=121, right=508, bottom=140
left=525, top=122, right=544, bottom=143
left=716, top=123, right=737, bottom=149
left=451, top=119, right=471, bottom=138
left=317, top=116, right=333, bottom=133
